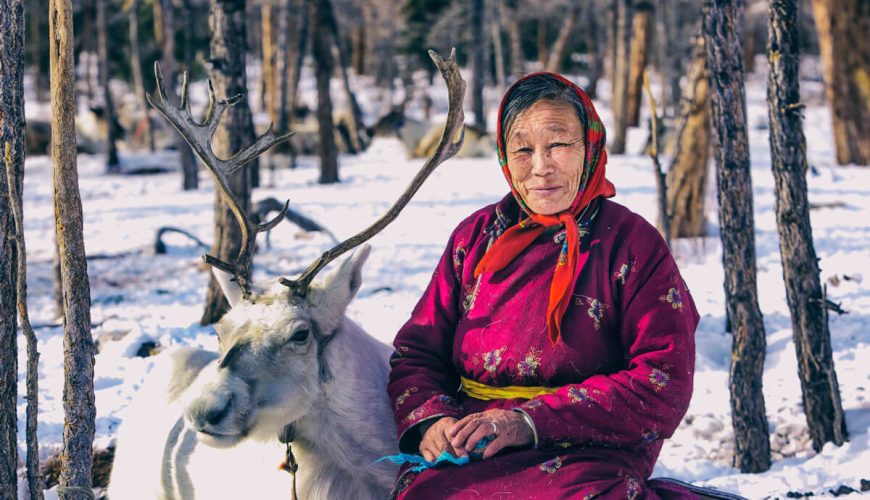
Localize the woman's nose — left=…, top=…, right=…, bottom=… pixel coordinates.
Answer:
left=530, top=149, right=555, bottom=176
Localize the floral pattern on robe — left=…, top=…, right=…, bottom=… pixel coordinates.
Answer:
left=388, top=195, right=700, bottom=499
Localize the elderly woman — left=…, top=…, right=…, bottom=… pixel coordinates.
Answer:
left=387, top=72, right=699, bottom=499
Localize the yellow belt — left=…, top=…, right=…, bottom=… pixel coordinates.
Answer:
left=460, top=376, right=559, bottom=401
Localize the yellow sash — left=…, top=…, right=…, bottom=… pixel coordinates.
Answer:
left=460, top=376, right=559, bottom=401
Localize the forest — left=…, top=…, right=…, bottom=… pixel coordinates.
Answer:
left=1, top=0, right=869, bottom=498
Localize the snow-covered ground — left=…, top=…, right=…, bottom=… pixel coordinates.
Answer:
left=13, top=64, right=869, bottom=499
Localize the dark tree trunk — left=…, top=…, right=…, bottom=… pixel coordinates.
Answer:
left=201, top=0, right=256, bottom=325
left=158, top=0, right=199, bottom=191
left=545, top=4, right=580, bottom=74
left=129, top=0, right=154, bottom=151
left=811, top=0, right=870, bottom=166
left=505, top=2, right=522, bottom=77
left=0, top=1, right=25, bottom=496
left=352, top=18, right=365, bottom=75
left=311, top=0, right=339, bottom=184
left=490, top=0, right=506, bottom=90
left=287, top=0, right=309, bottom=122
left=30, top=0, right=48, bottom=102
left=262, top=4, right=278, bottom=124
left=97, top=0, right=120, bottom=171
left=276, top=0, right=291, bottom=145
left=767, top=0, right=848, bottom=451
left=610, top=0, right=632, bottom=154
left=323, top=0, right=368, bottom=153
left=537, top=18, right=548, bottom=68
left=668, top=36, right=711, bottom=238
left=471, top=0, right=487, bottom=130
left=585, top=2, right=604, bottom=99
left=51, top=0, right=98, bottom=496
left=704, top=0, right=771, bottom=474
left=626, top=1, right=653, bottom=127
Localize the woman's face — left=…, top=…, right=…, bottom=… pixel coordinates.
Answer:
left=505, top=100, right=585, bottom=215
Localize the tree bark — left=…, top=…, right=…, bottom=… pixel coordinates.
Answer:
left=201, top=0, right=256, bottom=325
left=704, top=0, right=771, bottom=474
left=96, top=0, right=120, bottom=171
left=287, top=0, right=309, bottom=124
left=544, top=4, right=580, bottom=74
left=158, top=0, right=199, bottom=190
left=351, top=17, right=365, bottom=75
left=323, top=0, right=368, bottom=154
left=490, top=0, right=506, bottom=90
left=471, top=0, right=487, bottom=130
left=128, top=0, right=155, bottom=151
left=811, top=0, right=870, bottom=166
left=537, top=18, right=548, bottom=69
left=0, top=1, right=25, bottom=496
left=51, top=0, right=98, bottom=495
left=668, top=36, right=711, bottom=238
left=610, top=0, right=633, bottom=154
left=767, top=0, right=848, bottom=452
left=311, top=0, right=339, bottom=184
left=262, top=4, right=278, bottom=123
left=626, top=1, right=653, bottom=127
left=585, top=1, right=604, bottom=99
left=30, top=0, right=48, bottom=102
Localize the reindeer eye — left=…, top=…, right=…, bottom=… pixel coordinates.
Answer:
left=289, top=329, right=310, bottom=343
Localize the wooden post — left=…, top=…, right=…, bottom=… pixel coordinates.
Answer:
left=767, top=0, right=848, bottom=451
left=705, top=0, right=771, bottom=473
left=50, top=0, right=98, bottom=496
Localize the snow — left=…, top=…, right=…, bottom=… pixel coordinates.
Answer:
left=13, top=64, right=870, bottom=499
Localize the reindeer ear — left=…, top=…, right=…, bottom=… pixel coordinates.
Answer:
left=212, top=267, right=243, bottom=308
left=314, top=244, right=371, bottom=315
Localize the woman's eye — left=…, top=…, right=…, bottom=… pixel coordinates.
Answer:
left=289, top=329, right=310, bottom=343
left=550, top=142, right=567, bottom=148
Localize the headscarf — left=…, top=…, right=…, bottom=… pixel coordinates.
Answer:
left=474, top=72, right=616, bottom=345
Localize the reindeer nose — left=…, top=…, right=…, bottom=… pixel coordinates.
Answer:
left=188, top=393, right=233, bottom=431
left=204, top=396, right=232, bottom=427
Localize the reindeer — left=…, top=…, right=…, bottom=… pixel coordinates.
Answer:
left=107, top=50, right=465, bottom=500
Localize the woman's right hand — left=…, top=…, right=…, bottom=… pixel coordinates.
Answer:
left=419, top=417, right=467, bottom=462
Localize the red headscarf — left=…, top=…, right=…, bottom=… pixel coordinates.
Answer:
left=474, top=73, right=616, bottom=345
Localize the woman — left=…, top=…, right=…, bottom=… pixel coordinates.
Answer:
left=387, top=72, right=699, bottom=499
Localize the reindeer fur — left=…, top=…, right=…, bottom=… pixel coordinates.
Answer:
left=108, top=246, right=399, bottom=499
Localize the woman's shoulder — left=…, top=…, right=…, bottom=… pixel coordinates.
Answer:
left=450, top=193, right=517, bottom=243
left=595, top=198, right=668, bottom=251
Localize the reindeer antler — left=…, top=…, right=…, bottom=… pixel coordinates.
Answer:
left=280, top=49, right=466, bottom=297
left=147, top=62, right=295, bottom=297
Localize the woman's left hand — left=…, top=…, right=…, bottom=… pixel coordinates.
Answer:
left=447, top=409, right=534, bottom=460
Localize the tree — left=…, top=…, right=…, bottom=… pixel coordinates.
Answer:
left=767, top=0, right=848, bottom=452
left=310, top=0, right=339, bottom=184
left=156, top=0, right=199, bottom=190
left=584, top=0, right=605, bottom=99
left=128, top=0, right=155, bottom=151
left=626, top=0, right=653, bottom=127
left=705, top=0, right=770, bottom=474
left=470, top=0, right=487, bottom=130
left=667, top=36, right=711, bottom=238
left=51, top=0, right=98, bottom=496
left=200, top=0, right=257, bottom=325
left=544, top=3, right=580, bottom=73
left=0, top=0, right=25, bottom=495
left=811, top=0, right=870, bottom=166
left=96, top=0, right=120, bottom=171
left=610, top=0, right=632, bottom=154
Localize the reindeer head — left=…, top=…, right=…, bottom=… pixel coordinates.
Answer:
left=147, top=49, right=464, bottom=449
left=184, top=245, right=370, bottom=448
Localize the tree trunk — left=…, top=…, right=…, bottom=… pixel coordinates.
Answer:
left=262, top=4, right=278, bottom=124
left=0, top=1, right=25, bottom=496
left=311, top=0, right=339, bottom=184
left=704, top=0, right=771, bottom=474
left=471, top=0, right=487, bottom=130
left=158, top=0, right=199, bottom=190
left=51, top=0, right=98, bottom=496
left=200, top=0, right=256, bottom=325
left=655, top=0, right=687, bottom=120
left=811, top=0, right=870, bottom=166
left=537, top=18, right=548, bottom=68
left=323, top=0, right=368, bottom=154
left=81, top=0, right=95, bottom=104
left=30, top=0, right=48, bottom=102
left=626, top=1, right=653, bottom=127
left=506, top=5, right=523, bottom=77
left=490, top=0, right=505, bottom=90
left=276, top=0, right=291, bottom=138
left=97, top=0, right=120, bottom=171
left=585, top=1, right=604, bottom=99
left=352, top=19, right=365, bottom=75
left=610, top=0, right=633, bottom=154
left=767, top=0, right=848, bottom=452
left=128, top=0, right=154, bottom=151
left=545, top=4, right=580, bottom=74
left=668, top=36, right=711, bottom=238
left=287, top=0, right=309, bottom=123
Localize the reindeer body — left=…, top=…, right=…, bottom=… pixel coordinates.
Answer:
left=108, top=249, right=399, bottom=499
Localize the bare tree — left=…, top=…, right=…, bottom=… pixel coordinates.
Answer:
left=626, top=0, right=653, bottom=127
left=97, top=0, right=120, bottom=171
left=584, top=0, right=605, bottom=99
left=544, top=3, right=580, bottom=73
left=668, top=36, right=711, bottom=238
left=610, top=0, right=633, bottom=154
left=489, top=0, right=506, bottom=89
left=128, top=0, right=155, bottom=151
left=811, top=0, right=870, bottom=166
left=704, top=0, right=770, bottom=473
left=767, top=0, right=848, bottom=452
left=0, top=0, right=25, bottom=495
left=311, top=0, right=340, bottom=183
left=201, top=0, right=258, bottom=324
left=51, top=0, right=98, bottom=496
left=470, top=0, right=487, bottom=130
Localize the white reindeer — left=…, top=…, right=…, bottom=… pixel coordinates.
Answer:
left=108, top=50, right=466, bottom=499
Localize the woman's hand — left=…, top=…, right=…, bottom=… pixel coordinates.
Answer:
left=448, top=409, right=534, bottom=460
left=419, top=417, right=467, bottom=462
